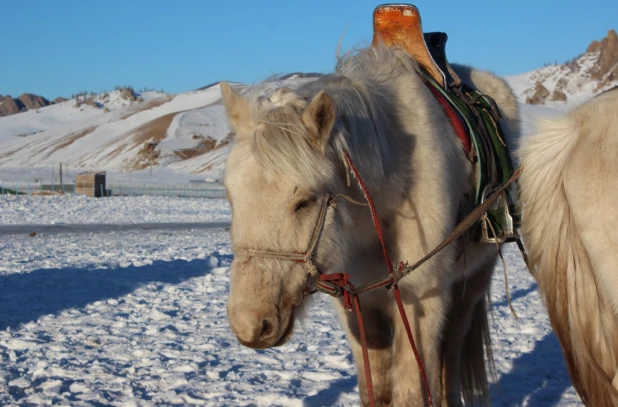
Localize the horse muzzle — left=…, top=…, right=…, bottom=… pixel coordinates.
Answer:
left=228, top=304, right=297, bottom=349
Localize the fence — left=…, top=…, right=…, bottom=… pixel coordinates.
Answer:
left=107, top=183, right=225, bottom=199
left=0, top=180, right=226, bottom=200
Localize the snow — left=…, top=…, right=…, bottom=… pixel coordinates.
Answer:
left=159, top=104, right=230, bottom=152
left=0, top=99, right=104, bottom=140
left=504, top=51, right=617, bottom=107
left=0, top=88, right=224, bottom=172
left=0, top=78, right=314, bottom=180
left=0, top=67, right=593, bottom=405
left=167, top=143, right=233, bottom=177
left=0, top=196, right=582, bottom=406
left=0, top=195, right=231, bottom=225
left=0, top=91, right=168, bottom=142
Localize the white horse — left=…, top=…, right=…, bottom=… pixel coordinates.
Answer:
left=519, top=87, right=618, bottom=407
left=221, top=45, right=519, bottom=406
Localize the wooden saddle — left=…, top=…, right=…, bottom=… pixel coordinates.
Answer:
left=372, top=4, right=521, bottom=244
left=372, top=4, right=461, bottom=88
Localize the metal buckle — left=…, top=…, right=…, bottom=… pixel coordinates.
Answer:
left=479, top=183, right=518, bottom=244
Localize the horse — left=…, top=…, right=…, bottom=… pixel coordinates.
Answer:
left=518, top=87, right=618, bottom=407
left=221, top=44, right=520, bottom=406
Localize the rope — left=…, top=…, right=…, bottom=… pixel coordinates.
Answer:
left=333, top=193, right=369, bottom=207
left=515, top=237, right=536, bottom=279
left=234, top=194, right=334, bottom=265
left=235, top=150, right=526, bottom=407
left=485, top=214, right=519, bottom=320
left=306, top=195, right=334, bottom=257
left=347, top=167, right=523, bottom=296
left=342, top=150, right=433, bottom=407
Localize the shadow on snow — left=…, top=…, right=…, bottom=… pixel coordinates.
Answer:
left=0, top=256, right=232, bottom=330
left=493, top=283, right=539, bottom=309
left=490, top=331, right=575, bottom=406
left=302, top=374, right=358, bottom=407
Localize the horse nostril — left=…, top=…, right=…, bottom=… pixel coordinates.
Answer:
left=260, top=319, right=273, bottom=338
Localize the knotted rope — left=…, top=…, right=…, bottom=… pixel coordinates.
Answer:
left=236, top=152, right=524, bottom=407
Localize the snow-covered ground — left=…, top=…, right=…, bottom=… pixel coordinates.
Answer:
left=0, top=196, right=582, bottom=406
left=0, top=90, right=167, bottom=141
left=0, top=67, right=587, bottom=406
left=0, top=195, right=231, bottom=226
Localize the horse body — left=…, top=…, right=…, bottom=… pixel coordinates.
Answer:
left=519, top=88, right=618, bottom=406
left=222, top=45, right=519, bottom=406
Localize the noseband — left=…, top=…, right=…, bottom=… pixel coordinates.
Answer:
left=231, top=150, right=433, bottom=407
left=231, top=149, right=522, bottom=407
left=234, top=193, right=336, bottom=279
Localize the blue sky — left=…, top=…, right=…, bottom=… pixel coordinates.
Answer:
left=1, top=0, right=616, bottom=100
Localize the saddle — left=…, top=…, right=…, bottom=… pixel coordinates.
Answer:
left=372, top=5, right=460, bottom=88
left=372, top=4, right=521, bottom=244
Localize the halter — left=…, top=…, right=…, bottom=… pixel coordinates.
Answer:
left=231, top=150, right=434, bottom=407
left=234, top=193, right=335, bottom=276
left=231, top=147, right=523, bottom=407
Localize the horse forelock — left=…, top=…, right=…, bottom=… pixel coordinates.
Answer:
left=236, top=45, right=421, bottom=192
left=240, top=87, right=332, bottom=191
left=256, top=87, right=307, bottom=111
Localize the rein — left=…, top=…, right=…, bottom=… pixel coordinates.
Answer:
left=315, top=154, right=521, bottom=407
left=235, top=149, right=522, bottom=407
left=317, top=150, right=433, bottom=407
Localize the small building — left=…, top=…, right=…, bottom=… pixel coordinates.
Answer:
left=75, top=171, right=106, bottom=197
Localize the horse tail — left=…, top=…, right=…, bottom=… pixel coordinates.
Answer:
left=460, top=293, right=494, bottom=406
left=519, top=112, right=618, bottom=406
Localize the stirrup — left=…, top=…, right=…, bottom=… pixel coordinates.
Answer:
left=479, top=183, right=519, bottom=244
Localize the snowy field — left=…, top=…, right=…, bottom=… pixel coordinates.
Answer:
left=0, top=195, right=231, bottom=226
left=0, top=196, right=582, bottom=406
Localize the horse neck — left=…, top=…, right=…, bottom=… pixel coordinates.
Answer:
left=340, top=74, right=472, bottom=264
left=322, top=79, right=408, bottom=198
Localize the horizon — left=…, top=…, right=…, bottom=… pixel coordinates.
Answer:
left=1, top=0, right=616, bottom=100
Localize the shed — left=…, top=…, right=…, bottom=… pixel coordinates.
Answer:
left=75, top=171, right=106, bottom=197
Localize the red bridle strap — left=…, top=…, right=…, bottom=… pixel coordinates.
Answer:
left=315, top=154, right=523, bottom=406
left=341, top=150, right=433, bottom=407
left=317, top=272, right=374, bottom=404
left=317, top=151, right=433, bottom=407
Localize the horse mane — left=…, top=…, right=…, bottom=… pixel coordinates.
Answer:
left=242, top=45, right=427, bottom=192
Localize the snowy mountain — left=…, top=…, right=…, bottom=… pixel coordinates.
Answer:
left=0, top=93, right=56, bottom=117
left=506, top=29, right=618, bottom=106
left=0, top=79, right=316, bottom=182
left=0, top=86, right=225, bottom=175
left=2, top=29, right=615, bottom=182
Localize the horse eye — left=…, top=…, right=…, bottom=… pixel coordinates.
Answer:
left=294, top=199, right=313, bottom=212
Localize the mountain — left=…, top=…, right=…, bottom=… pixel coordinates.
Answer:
left=2, top=31, right=614, bottom=182
left=0, top=93, right=52, bottom=117
left=0, top=79, right=314, bottom=181
left=507, top=29, right=618, bottom=105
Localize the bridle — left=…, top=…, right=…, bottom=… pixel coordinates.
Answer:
left=233, top=192, right=336, bottom=281
left=233, top=149, right=522, bottom=407
left=233, top=150, right=431, bottom=406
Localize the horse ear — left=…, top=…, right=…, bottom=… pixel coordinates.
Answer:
left=220, top=82, right=252, bottom=134
left=302, top=90, right=336, bottom=150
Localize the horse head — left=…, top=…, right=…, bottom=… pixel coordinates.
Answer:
left=220, top=82, right=360, bottom=349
